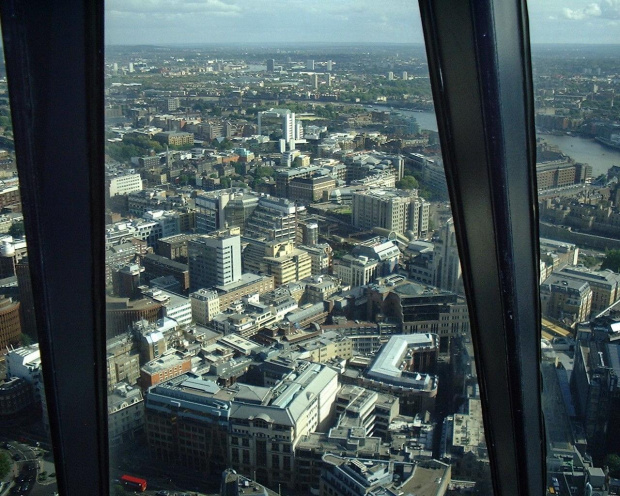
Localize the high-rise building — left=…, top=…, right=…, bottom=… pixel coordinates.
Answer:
left=402, top=71, right=408, bottom=80
left=388, top=71, right=394, bottom=81
left=188, top=229, right=242, bottom=291
left=326, top=60, right=333, bottom=72
left=266, top=58, right=275, bottom=72
left=306, top=59, right=314, bottom=70
left=257, top=109, right=299, bottom=148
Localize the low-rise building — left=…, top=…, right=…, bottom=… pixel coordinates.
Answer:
left=190, top=288, right=221, bottom=324
left=320, top=455, right=450, bottom=496
left=140, top=351, right=192, bottom=388
left=541, top=274, right=593, bottom=326
left=108, top=383, right=145, bottom=446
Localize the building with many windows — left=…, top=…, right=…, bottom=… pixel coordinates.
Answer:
left=188, top=229, right=242, bottom=291
left=352, top=189, right=429, bottom=238
left=107, top=173, right=143, bottom=198
left=190, top=288, right=221, bottom=325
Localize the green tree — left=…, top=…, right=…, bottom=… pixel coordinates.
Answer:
left=0, top=452, right=11, bottom=479
left=395, top=175, right=419, bottom=190
left=605, top=453, right=620, bottom=478
left=20, top=333, right=33, bottom=346
left=8, top=221, right=24, bottom=238
left=602, top=250, right=620, bottom=273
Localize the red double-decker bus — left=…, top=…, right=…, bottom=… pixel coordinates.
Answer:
left=120, top=474, right=147, bottom=492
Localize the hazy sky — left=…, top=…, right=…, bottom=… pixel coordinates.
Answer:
left=105, top=0, right=620, bottom=45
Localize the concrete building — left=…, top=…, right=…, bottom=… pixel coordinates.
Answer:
left=141, top=253, right=190, bottom=293
left=352, top=238, right=401, bottom=277
left=5, top=345, right=48, bottom=427
left=262, top=241, right=312, bottom=286
left=215, top=273, right=275, bottom=311
left=320, top=455, right=450, bottom=496
left=143, top=288, right=192, bottom=326
left=245, top=197, right=301, bottom=243
left=366, top=276, right=469, bottom=351
left=352, top=189, right=429, bottom=238
left=153, top=131, right=194, bottom=146
left=190, top=288, right=221, bottom=325
left=541, top=274, right=592, bottom=326
left=144, top=360, right=339, bottom=489
left=340, top=333, right=439, bottom=415
left=140, top=351, right=192, bottom=388
left=106, top=334, right=141, bottom=391
left=107, top=173, right=143, bottom=197
left=143, top=210, right=181, bottom=239
left=157, top=233, right=202, bottom=263
left=288, top=175, right=336, bottom=203
left=108, top=383, right=145, bottom=446
left=334, top=255, right=379, bottom=288
left=188, top=230, right=242, bottom=291
left=0, top=377, right=34, bottom=417
left=555, top=266, right=620, bottom=316
left=258, top=109, right=301, bottom=148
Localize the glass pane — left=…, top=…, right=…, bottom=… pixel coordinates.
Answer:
left=105, top=6, right=490, bottom=496
left=529, top=4, right=620, bottom=493
left=0, top=31, right=57, bottom=496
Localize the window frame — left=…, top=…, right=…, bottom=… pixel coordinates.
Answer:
left=419, top=0, right=545, bottom=493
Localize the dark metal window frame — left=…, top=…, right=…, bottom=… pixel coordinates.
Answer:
left=0, top=0, right=543, bottom=494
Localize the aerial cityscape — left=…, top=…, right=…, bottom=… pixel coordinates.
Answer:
left=0, top=39, right=620, bottom=496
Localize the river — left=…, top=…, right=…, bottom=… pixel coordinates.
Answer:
left=366, top=105, right=620, bottom=177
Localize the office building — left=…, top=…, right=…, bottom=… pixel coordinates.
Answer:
left=144, top=360, right=339, bottom=488
left=555, top=266, right=620, bottom=316
left=352, top=189, right=429, bottom=238
left=245, top=197, right=300, bottom=243
left=188, top=230, right=242, bottom=291
left=366, top=276, right=469, bottom=351
left=267, top=59, right=275, bottom=72
left=320, top=455, right=450, bottom=496
left=432, top=219, right=463, bottom=295
left=299, top=244, right=332, bottom=276
left=141, top=253, right=190, bottom=293
left=143, top=288, right=192, bottom=326
left=259, top=240, right=313, bottom=286
left=334, top=255, right=379, bottom=288
left=140, top=351, right=192, bottom=388
left=190, top=288, right=221, bottom=325
left=107, top=173, right=143, bottom=198
left=0, top=295, right=21, bottom=350
left=257, top=109, right=301, bottom=148
left=288, top=175, right=336, bottom=203
left=540, top=274, right=592, bottom=326
left=108, top=383, right=144, bottom=447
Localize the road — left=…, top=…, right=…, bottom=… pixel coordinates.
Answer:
left=0, top=437, right=56, bottom=496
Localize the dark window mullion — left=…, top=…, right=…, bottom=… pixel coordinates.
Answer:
left=0, top=0, right=108, bottom=494
left=418, top=0, right=544, bottom=494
